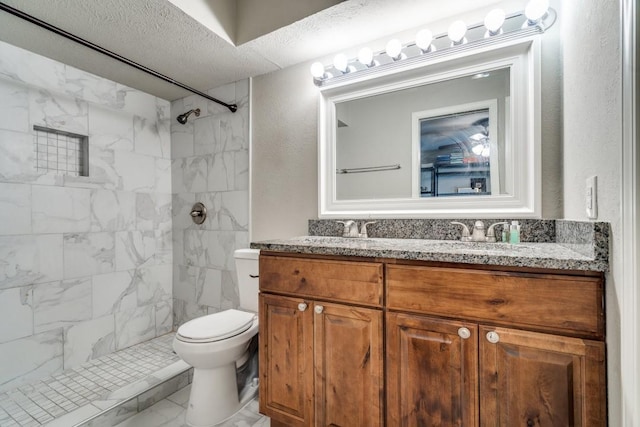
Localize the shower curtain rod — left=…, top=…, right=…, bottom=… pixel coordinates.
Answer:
left=0, top=2, right=238, bottom=113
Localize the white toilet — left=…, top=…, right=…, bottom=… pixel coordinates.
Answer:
left=173, top=248, right=260, bottom=427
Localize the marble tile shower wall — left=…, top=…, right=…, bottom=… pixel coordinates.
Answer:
left=170, top=81, right=249, bottom=327
left=0, top=41, right=173, bottom=392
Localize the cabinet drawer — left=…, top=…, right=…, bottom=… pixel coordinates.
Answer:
left=387, top=265, right=604, bottom=339
left=260, top=255, right=384, bottom=307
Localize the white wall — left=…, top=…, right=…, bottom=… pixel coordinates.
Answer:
left=0, top=41, right=173, bottom=391
left=561, top=1, right=624, bottom=425
left=170, top=81, right=250, bottom=326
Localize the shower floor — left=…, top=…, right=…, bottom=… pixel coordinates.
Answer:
left=0, top=333, right=189, bottom=427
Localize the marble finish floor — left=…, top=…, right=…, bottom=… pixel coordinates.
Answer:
left=0, top=334, right=181, bottom=426
left=114, top=385, right=269, bottom=427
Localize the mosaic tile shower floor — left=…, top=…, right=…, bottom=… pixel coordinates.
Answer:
left=0, top=334, right=182, bottom=426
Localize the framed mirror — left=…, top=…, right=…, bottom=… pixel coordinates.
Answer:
left=318, top=36, right=541, bottom=218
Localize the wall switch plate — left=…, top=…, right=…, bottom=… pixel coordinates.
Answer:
left=586, top=175, right=598, bottom=219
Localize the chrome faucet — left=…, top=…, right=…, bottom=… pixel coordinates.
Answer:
left=337, top=220, right=359, bottom=237
left=451, top=221, right=509, bottom=242
left=471, top=220, right=486, bottom=242
left=451, top=221, right=473, bottom=242
left=359, top=221, right=376, bottom=238
left=337, top=220, right=376, bottom=238
left=486, top=221, right=509, bottom=242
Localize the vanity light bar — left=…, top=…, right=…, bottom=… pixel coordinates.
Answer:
left=311, top=1, right=556, bottom=87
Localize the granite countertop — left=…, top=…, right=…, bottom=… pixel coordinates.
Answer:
left=250, top=236, right=608, bottom=272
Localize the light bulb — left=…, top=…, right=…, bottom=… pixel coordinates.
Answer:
left=484, top=9, right=506, bottom=35
left=525, top=0, right=549, bottom=23
left=333, top=53, right=349, bottom=73
left=310, top=62, right=325, bottom=78
left=357, top=47, right=374, bottom=67
left=472, top=144, right=484, bottom=155
left=386, top=39, right=403, bottom=60
left=415, top=29, right=433, bottom=52
left=448, top=20, right=467, bottom=44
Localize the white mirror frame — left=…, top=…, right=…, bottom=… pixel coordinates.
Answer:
left=318, top=36, right=541, bottom=219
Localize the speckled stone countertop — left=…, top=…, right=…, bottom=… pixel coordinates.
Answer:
left=250, top=233, right=608, bottom=273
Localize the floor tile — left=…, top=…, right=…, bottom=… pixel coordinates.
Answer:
left=166, top=385, right=190, bottom=408
left=114, top=399, right=186, bottom=427
left=0, top=333, right=180, bottom=426
left=114, top=390, right=269, bottom=427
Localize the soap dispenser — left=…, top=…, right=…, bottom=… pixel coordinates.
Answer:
left=509, top=221, right=520, bottom=244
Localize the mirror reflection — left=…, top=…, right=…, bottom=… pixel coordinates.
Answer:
left=335, top=67, right=510, bottom=201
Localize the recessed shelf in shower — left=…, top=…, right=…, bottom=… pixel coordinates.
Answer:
left=33, top=125, right=89, bottom=176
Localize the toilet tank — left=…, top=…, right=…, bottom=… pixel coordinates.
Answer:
left=234, top=248, right=260, bottom=313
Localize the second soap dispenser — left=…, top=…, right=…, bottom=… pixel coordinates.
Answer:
left=509, top=220, right=520, bottom=244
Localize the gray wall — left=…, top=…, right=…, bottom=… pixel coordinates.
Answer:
left=171, top=81, right=250, bottom=327
left=251, top=63, right=319, bottom=241
left=251, top=1, right=563, bottom=242
left=0, top=41, right=173, bottom=392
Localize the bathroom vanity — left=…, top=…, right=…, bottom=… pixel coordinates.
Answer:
left=252, top=234, right=607, bottom=427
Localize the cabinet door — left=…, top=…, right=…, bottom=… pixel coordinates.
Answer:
left=480, top=326, right=606, bottom=427
left=386, top=312, right=479, bottom=427
left=259, top=294, right=314, bottom=427
left=314, top=302, right=384, bottom=427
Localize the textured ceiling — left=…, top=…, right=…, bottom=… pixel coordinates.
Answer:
left=0, top=0, right=518, bottom=101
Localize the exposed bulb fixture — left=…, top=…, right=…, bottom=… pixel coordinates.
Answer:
left=333, top=53, right=349, bottom=73
left=308, top=3, right=556, bottom=87
left=415, top=29, right=434, bottom=53
left=525, top=0, right=549, bottom=24
left=310, top=61, right=325, bottom=78
left=357, top=47, right=375, bottom=67
left=386, top=39, right=404, bottom=61
left=448, top=20, right=467, bottom=45
left=484, top=9, right=506, bottom=36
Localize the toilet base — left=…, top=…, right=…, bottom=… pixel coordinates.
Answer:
left=185, top=363, right=241, bottom=427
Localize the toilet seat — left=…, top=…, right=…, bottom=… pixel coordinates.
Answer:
left=176, top=309, right=257, bottom=343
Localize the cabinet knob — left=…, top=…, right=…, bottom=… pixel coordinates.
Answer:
left=297, top=302, right=308, bottom=312
left=314, top=305, right=324, bottom=314
left=486, top=331, right=500, bottom=344
left=458, top=327, right=471, bottom=339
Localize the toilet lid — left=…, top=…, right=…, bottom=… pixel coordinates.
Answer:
left=177, top=309, right=256, bottom=342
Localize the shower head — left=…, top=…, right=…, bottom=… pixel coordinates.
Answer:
left=176, top=108, right=201, bottom=124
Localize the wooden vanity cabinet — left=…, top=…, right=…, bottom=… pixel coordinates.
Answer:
left=479, top=326, right=606, bottom=426
left=259, top=255, right=384, bottom=427
left=386, top=312, right=479, bottom=427
left=259, top=293, right=313, bottom=427
left=386, top=264, right=606, bottom=427
left=259, top=253, right=606, bottom=427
